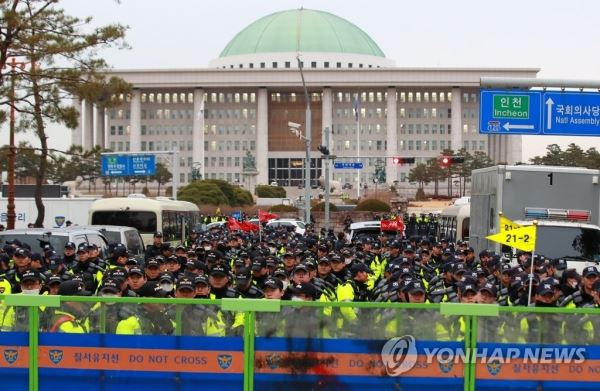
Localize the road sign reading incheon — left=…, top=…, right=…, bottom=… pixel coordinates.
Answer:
left=334, top=162, right=363, bottom=169
left=480, top=89, right=600, bottom=136
left=480, top=90, right=542, bottom=134
left=101, top=154, right=156, bottom=177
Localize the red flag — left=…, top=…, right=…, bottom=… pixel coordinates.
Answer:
left=240, top=221, right=260, bottom=232
left=227, top=217, right=242, bottom=231
left=396, top=216, right=405, bottom=233
left=381, top=216, right=405, bottom=232
left=380, top=219, right=397, bottom=231
left=258, top=209, right=279, bottom=222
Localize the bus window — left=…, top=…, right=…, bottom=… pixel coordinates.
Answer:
left=91, top=211, right=157, bottom=234
left=462, top=217, right=470, bottom=240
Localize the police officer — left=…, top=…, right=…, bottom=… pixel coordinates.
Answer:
left=207, top=264, right=238, bottom=299
left=1, top=270, right=43, bottom=331
left=62, top=242, right=78, bottom=269
left=3, top=248, right=32, bottom=293
left=176, top=277, right=226, bottom=336
left=144, top=232, right=164, bottom=260
left=144, top=258, right=162, bottom=282
left=251, top=257, right=269, bottom=289
left=44, top=253, right=71, bottom=283
left=126, top=267, right=147, bottom=295
left=578, top=266, right=599, bottom=307
left=235, top=267, right=264, bottom=298
left=48, top=281, right=91, bottom=333
left=70, top=243, right=102, bottom=293
left=116, top=283, right=174, bottom=335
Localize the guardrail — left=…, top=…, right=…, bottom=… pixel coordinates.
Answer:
left=1, top=295, right=599, bottom=391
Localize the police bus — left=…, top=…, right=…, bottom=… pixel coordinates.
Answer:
left=88, top=195, right=200, bottom=246
left=437, top=202, right=470, bottom=243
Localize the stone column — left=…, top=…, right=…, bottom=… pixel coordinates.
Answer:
left=386, top=87, right=398, bottom=185
left=71, top=97, right=82, bottom=147
left=256, top=88, right=268, bottom=185
left=508, top=135, right=523, bottom=164
left=193, top=88, right=205, bottom=178
left=487, top=134, right=495, bottom=162
left=83, top=100, right=94, bottom=151
left=451, top=87, right=462, bottom=153
left=94, top=105, right=105, bottom=148
left=321, top=87, right=333, bottom=184
left=129, top=89, right=141, bottom=152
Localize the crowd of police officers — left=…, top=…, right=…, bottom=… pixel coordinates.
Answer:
left=0, top=217, right=600, bottom=342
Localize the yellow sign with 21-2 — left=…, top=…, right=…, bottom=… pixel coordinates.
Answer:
left=487, top=225, right=536, bottom=252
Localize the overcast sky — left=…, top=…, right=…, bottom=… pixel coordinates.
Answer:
left=5, top=0, right=600, bottom=159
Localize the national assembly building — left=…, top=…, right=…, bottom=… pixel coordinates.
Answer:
left=73, top=8, right=537, bottom=191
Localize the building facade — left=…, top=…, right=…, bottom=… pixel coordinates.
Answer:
left=73, top=9, right=537, bottom=190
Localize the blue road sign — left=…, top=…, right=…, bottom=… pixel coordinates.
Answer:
left=130, top=155, right=156, bottom=175
left=480, top=90, right=543, bottom=135
left=334, top=162, right=363, bottom=169
left=101, top=155, right=156, bottom=177
left=101, top=155, right=129, bottom=176
left=543, top=91, right=600, bottom=136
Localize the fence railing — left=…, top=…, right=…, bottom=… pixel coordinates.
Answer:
left=1, top=295, right=599, bottom=391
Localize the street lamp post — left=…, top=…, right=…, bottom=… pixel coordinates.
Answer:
left=318, top=128, right=335, bottom=233
left=289, top=121, right=311, bottom=224
left=296, top=55, right=311, bottom=224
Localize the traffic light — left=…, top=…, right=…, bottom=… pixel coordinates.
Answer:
left=317, top=145, right=330, bottom=156
left=392, top=157, right=415, bottom=164
left=439, top=155, right=465, bottom=168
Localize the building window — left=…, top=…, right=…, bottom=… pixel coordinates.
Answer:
left=272, top=62, right=278, bottom=68
left=336, top=62, right=341, bottom=68
left=324, top=62, right=329, bottom=68
left=311, top=61, right=317, bottom=68
left=285, top=61, right=290, bottom=68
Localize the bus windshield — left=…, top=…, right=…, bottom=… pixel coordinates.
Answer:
left=91, top=211, right=157, bottom=234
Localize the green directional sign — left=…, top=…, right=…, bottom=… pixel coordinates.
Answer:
left=493, top=94, right=530, bottom=119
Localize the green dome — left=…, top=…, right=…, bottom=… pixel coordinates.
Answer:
left=220, top=9, right=385, bottom=58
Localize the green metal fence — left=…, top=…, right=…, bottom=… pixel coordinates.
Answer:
left=1, top=294, right=599, bottom=391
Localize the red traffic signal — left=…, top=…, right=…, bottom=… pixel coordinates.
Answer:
left=392, top=157, right=415, bottom=165
left=439, top=155, right=465, bottom=167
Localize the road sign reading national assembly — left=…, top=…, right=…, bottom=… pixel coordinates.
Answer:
left=101, top=154, right=156, bottom=177
left=544, top=91, right=600, bottom=136
left=334, top=162, right=363, bottom=169
left=480, top=89, right=600, bottom=136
